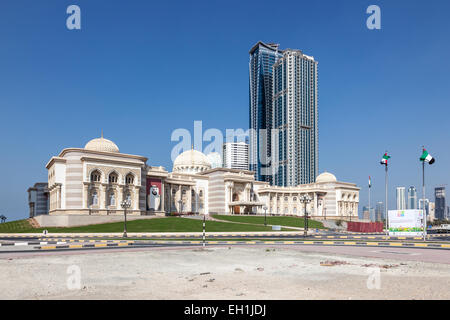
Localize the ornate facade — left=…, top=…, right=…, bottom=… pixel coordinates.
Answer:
left=39, top=136, right=360, bottom=220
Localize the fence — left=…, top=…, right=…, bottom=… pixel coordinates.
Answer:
left=347, top=221, right=383, bottom=233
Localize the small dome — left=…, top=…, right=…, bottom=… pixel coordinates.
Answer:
left=173, top=149, right=211, bottom=174
left=85, top=137, right=119, bottom=153
left=206, top=152, right=222, bottom=169
left=316, top=171, right=337, bottom=183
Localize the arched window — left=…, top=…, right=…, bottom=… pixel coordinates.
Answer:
left=91, top=191, right=98, bottom=206
left=125, top=174, right=134, bottom=185
left=109, top=172, right=118, bottom=184
left=91, top=170, right=101, bottom=182
left=109, top=192, right=116, bottom=206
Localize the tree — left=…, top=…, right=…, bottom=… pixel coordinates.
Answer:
left=0, top=215, right=6, bottom=223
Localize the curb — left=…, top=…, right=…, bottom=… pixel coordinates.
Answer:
left=0, top=240, right=132, bottom=247
left=37, top=242, right=135, bottom=250
left=134, top=240, right=450, bottom=249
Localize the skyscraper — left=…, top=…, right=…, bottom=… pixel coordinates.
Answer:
left=375, top=202, right=384, bottom=221
left=249, top=42, right=283, bottom=184
left=223, top=142, right=249, bottom=170
left=407, top=186, right=417, bottom=209
left=396, top=187, right=406, bottom=210
left=249, top=42, right=318, bottom=187
left=435, top=187, right=446, bottom=220
left=272, top=49, right=318, bottom=186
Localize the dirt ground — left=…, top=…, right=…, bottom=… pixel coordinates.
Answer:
left=1, top=246, right=449, bottom=299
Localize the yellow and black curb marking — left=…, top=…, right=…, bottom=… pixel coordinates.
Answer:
left=132, top=240, right=450, bottom=249
left=0, top=239, right=132, bottom=247
left=37, top=241, right=135, bottom=250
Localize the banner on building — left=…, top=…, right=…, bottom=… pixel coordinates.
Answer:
left=388, top=209, right=424, bottom=236
left=146, top=178, right=162, bottom=211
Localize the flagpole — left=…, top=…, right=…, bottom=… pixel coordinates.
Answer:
left=423, top=148, right=427, bottom=241
left=385, top=164, right=388, bottom=238
left=368, top=178, right=371, bottom=221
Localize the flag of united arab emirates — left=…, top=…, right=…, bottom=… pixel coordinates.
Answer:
left=380, top=153, right=390, bottom=165
left=420, top=149, right=435, bottom=164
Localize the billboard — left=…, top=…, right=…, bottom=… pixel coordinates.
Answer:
left=388, top=209, right=424, bottom=236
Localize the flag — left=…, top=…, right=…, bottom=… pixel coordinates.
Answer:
left=380, top=153, right=390, bottom=165
left=368, top=176, right=371, bottom=188
left=420, top=149, right=435, bottom=164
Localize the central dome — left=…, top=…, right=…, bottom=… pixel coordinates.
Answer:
left=316, top=171, right=337, bottom=183
left=84, top=137, right=119, bottom=153
left=173, top=149, right=211, bottom=174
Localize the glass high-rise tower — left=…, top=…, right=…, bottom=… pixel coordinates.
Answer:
left=249, top=42, right=283, bottom=183
left=407, top=186, right=417, bottom=209
left=272, top=49, right=318, bottom=186
left=249, top=42, right=318, bottom=187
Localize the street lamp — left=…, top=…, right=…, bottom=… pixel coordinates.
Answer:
left=299, top=194, right=312, bottom=237
left=121, top=199, right=131, bottom=238
left=263, top=206, right=268, bottom=226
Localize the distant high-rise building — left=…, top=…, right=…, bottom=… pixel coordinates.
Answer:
left=249, top=41, right=318, bottom=187
left=396, top=187, right=406, bottom=210
left=249, top=42, right=283, bottom=184
left=375, top=202, right=384, bottom=221
left=419, top=198, right=430, bottom=217
left=407, top=186, right=417, bottom=209
left=435, top=187, right=446, bottom=220
left=223, top=142, right=249, bottom=171
left=362, top=206, right=369, bottom=219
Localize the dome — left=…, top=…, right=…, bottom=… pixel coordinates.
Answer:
left=173, top=149, right=211, bottom=174
left=206, top=152, right=222, bottom=169
left=84, top=136, right=119, bottom=153
left=316, top=171, right=337, bottom=183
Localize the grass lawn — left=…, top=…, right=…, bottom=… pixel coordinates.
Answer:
left=211, top=215, right=325, bottom=229
left=0, top=217, right=287, bottom=233
left=0, top=219, right=34, bottom=233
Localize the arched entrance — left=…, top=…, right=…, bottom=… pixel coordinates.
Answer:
left=233, top=193, right=240, bottom=214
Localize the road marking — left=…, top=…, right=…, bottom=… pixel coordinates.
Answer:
left=389, top=242, right=403, bottom=246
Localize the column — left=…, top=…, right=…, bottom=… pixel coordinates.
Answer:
left=313, top=193, right=317, bottom=217
left=134, top=186, right=139, bottom=211
left=161, top=182, right=165, bottom=212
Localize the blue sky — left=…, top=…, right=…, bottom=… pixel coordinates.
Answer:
left=1, top=0, right=449, bottom=220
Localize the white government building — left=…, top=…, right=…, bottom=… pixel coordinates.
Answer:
left=29, top=136, right=360, bottom=226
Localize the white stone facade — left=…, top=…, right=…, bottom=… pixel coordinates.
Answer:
left=38, top=136, right=359, bottom=222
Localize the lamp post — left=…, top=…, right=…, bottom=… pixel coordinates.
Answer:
left=263, top=206, right=268, bottom=226
left=300, top=194, right=312, bottom=237
left=121, top=199, right=131, bottom=238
